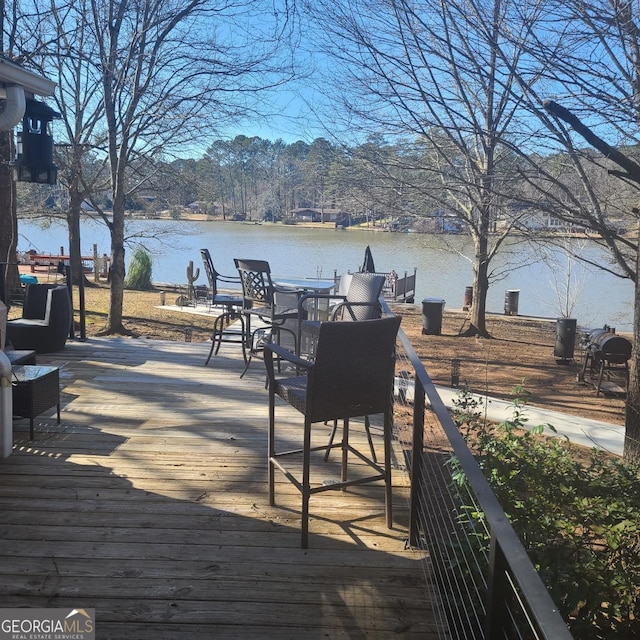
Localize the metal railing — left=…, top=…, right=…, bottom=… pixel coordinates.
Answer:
left=386, top=300, right=573, bottom=640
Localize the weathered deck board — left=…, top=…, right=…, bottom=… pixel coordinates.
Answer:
left=0, top=337, right=445, bottom=639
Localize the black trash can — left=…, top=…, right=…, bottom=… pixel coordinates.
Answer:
left=504, top=289, right=520, bottom=316
left=422, top=298, right=446, bottom=335
left=554, top=318, right=577, bottom=362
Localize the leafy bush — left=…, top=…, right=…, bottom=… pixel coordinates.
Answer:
left=452, top=384, right=640, bottom=639
left=125, top=248, right=153, bottom=291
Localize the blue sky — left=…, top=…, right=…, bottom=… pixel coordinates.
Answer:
left=234, top=86, right=328, bottom=143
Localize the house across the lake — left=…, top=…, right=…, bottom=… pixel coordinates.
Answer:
left=288, top=207, right=369, bottom=228
left=288, top=207, right=343, bottom=223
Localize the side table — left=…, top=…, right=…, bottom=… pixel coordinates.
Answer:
left=12, top=365, right=60, bottom=440
left=6, top=349, right=37, bottom=366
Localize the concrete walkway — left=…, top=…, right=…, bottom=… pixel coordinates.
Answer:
left=434, top=386, right=626, bottom=457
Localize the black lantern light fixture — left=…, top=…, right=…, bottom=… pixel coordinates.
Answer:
left=11, top=98, right=59, bottom=185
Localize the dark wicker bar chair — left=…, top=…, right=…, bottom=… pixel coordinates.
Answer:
left=264, top=316, right=401, bottom=548
left=234, top=258, right=300, bottom=378
left=297, top=272, right=386, bottom=460
left=200, top=249, right=246, bottom=366
left=297, top=272, right=386, bottom=357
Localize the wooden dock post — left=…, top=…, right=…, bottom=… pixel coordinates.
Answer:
left=93, top=245, right=99, bottom=282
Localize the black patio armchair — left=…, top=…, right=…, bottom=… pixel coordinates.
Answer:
left=6, top=284, right=72, bottom=354
left=264, top=315, right=401, bottom=548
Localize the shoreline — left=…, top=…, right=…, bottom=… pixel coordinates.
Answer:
left=17, top=210, right=625, bottom=238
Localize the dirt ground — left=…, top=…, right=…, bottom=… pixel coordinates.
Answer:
left=394, top=305, right=627, bottom=426
left=12, top=283, right=626, bottom=426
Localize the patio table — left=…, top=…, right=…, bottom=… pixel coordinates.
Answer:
left=273, top=278, right=336, bottom=351
left=273, top=277, right=336, bottom=320
left=272, top=277, right=335, bottom=293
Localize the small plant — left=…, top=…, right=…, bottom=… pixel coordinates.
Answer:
left=186, top=260, right=200, bottom=300
left=452, top=383, right=640, bottom=639
left=125, top=248, right=153, bottom=291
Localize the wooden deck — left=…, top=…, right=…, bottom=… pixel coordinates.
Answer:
left=0, top=337, right=444, bottom=639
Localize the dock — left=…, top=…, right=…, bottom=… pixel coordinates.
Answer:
left=21, top=246, right=110, bottom=280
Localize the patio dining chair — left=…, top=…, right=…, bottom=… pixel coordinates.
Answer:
left=265, top=315, right=401, bottom=548
left=200, top=248, right=243, bottom=312
left=200, top=249, right=246, bottom=367
left=297, top=272, right=386, bottom=358
left=234, top=258, right=301, bottom=378
left=297, top=272, right=386, bottom=460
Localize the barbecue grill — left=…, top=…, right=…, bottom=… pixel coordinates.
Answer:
left=578, top=327, right=632, bottom=396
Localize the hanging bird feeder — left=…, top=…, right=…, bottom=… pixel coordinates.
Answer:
left=11, top=98, right=59, bottom=185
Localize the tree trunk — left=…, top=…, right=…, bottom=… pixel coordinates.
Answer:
left=624, top=225, right=640, bottom=463
left=464, top=257, right=490, bottom=337
left=67, top=187, right=91, bottom=287
left=99, top=188, right=130, bottom=336
left=462, top=212, right=491, bottom=338
left=0, top=129, right=18, bottom=306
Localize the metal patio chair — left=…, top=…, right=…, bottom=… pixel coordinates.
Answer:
left=200, top=249, right=246, bottom=367
left=264, top=315, right=401, bottom=548
left=234, top=258, right=301, bottom=378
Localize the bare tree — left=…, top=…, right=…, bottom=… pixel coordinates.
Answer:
left=95, top=0, right=297, bottom=333
left=535, top=101, right=640, bottom=463
left=495, top=0, right=640, bottom=462
left=537, top=237, right=589, bottom=320
left=42, top=0, right=110, bottom=288
left=303, top=0, right=552, bottom=336
left=12, top=0, right=298, bottom=333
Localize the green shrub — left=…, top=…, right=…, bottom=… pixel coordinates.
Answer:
left=125, top=248, right=153, bottom=291
left=452, top=385, right=640, bottom=639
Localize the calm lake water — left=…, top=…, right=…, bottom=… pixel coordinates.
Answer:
left=17, top=217, right=634, bottom=332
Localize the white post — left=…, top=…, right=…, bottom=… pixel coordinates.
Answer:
left=0, top=300, right=11, bottom=457
left=0, top=349, right=12, bottom=457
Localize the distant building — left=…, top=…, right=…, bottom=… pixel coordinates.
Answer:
left=496, top=204, right=586, bottom=233
left=288, top=207, right=343, bottom=223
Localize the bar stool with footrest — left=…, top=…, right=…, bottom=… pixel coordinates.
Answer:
left=264, top=315, right=401, bottom=548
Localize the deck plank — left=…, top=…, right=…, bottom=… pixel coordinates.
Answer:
left=0, top=337, right=444, bottom=638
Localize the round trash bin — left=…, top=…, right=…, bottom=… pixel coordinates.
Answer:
left=504, top=289, right=520, bottom=316
left=422, top=298, right=446, bottom=335
left=554, top=318, right=577, bottom=362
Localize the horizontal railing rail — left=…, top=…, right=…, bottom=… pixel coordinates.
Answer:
left=385, top=300, right=573, bottom=640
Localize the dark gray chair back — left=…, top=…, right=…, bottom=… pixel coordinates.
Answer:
left=333, top=273, right=386, bottom=321
left=7, top=284, right=71, bottom=353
